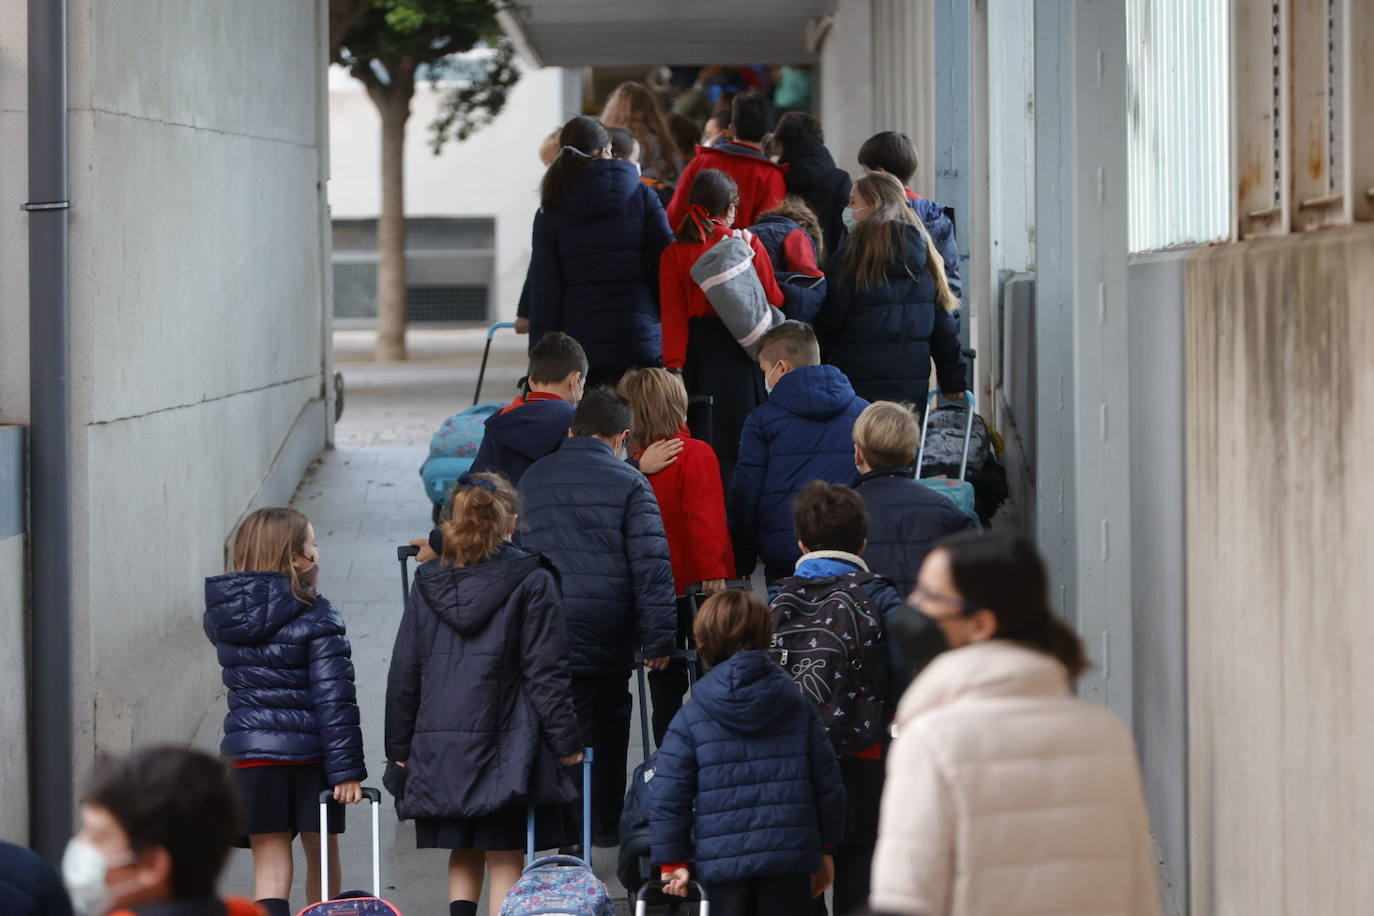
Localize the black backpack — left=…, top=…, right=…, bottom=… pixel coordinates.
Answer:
left=769, top=572, right=889, bottom=755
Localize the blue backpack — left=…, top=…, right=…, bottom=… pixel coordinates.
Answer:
left=418, top=402, right=503, bottom=506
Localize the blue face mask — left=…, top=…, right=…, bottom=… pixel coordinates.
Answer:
left=841, top=206, right=866, bottom=230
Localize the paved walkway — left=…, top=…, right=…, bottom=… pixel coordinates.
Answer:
left=221, top=330, right=645, bottom=914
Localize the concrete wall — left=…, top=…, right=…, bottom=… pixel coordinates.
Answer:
left=0, top=531, right=26, bottom=841
left=1127, top=252, right=1188, bottom=915
left=1186, top=225, right=1374, bottom=914
left=58, top=0, right=332, bottom=776
left=327, top=64, right=572, bottom=322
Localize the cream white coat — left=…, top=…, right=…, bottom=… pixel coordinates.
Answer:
left=870, top=640, right=1160, bottom=916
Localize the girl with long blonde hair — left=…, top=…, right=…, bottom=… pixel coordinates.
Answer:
left=814, top=172, right=967, bottom=404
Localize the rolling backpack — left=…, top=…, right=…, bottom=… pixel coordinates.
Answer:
left=769, top=572, right=890, bottom=754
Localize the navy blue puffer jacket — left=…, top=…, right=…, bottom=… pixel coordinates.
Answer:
left=519, top=437, right=677, bottom=674
left=0, top=841, right=71, bottom=916
left=749, top=213, right=827, bottom=325
left=527, top=158, right=675, bottom=373
left=204, top=574, right=366, bottom=785
left=852, top=465, right=978, bottom=599
left=385, top=545, right=582, bottom=819
left=650, top=650, right=845, bottom=883
left=816, top=221, right=967, bottom=405
left=730, top=364, right=869, bottom=576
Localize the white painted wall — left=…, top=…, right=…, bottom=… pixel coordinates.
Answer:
left=55, top=0, right=332, bottom=780
left=0, top=6, right=28, bottom=427
left=328, top=64, right=573, bottom=322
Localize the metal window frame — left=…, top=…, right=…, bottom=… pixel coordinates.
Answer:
left=1236, top=0, right=1373, bottom=235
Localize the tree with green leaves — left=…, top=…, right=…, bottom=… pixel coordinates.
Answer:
left=336, top=0, right=519, bottom=361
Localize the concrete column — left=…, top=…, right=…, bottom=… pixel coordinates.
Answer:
left=1033, top=0, right=1133, bottom=720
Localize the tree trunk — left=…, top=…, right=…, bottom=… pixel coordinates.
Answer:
left=375, top=95, right=410, bottom=361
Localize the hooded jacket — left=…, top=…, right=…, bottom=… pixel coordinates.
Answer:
left=748, top=213, right=827, bottom=326
left=649, top=650, right=846, bottom=883
left=817, top=221, right=967, bottom=405
left=470, top=393, right=575, bottom=488
left=908, top=194, right=963, bottom=302
left=666, top=142, right=788, bottom=231
left=527, top=158, right=674, bottom=372
left=384, top=544, right=582, bottom=820
left=852, top=465, right=978, bottom=599
left=203, top=574, right=366, bottom=786
left=778, top=137, right=853, bottom=259
left=870, top=641, right=1161, bottom=916
left=730, top=364, right=869, bottom=575
left=0, top=841, right=71, bottom=916
left=518, top=437, right=677, bottom=673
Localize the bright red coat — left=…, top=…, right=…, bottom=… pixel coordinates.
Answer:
left=666, top=143, right=789, bottom=231
left=658, top=220, right=785, bottom=369
left=639, top=428, right=735, bottom=592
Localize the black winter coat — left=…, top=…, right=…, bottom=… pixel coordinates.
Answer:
left=384, top=544, right=582, bottom=820
left=518, top=437, right=677, bottom=674
left=527, top=159, right=675, bottom=373
left=816, top=222, right=967, bottom=405
left=204, top=574, right=366, bottom=786
left=779, top=137, right=853, bottom=259
left=853, top=466, right=978, bottom=599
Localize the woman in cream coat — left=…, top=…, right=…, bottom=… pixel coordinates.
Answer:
left=870, top=532, right=1160, bottom=916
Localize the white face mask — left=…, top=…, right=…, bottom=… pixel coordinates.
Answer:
left=62, top=839, right=137, bottom=916
left=763, top=362, right=783, bottom=395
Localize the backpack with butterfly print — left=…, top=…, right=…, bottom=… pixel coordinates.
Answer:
left=769, top=571, right=890, bottom=755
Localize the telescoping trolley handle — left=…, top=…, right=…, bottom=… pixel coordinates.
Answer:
left=526, top=747, right=595, bottom=861
left=916, top=386, right=977, bottom=482
left=474, top=321, right=516, bottom=406
left=318, top=787, right=383, bottom=901
left=397, top=544, right=421, bottom=603
left=636, top=878, right=710, bottom=916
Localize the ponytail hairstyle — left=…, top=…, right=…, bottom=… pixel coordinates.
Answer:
left=938, top=531, right=1088, bottom=680
left=675, top=168, right=738, bottom=244
left=842, top=172, right=958, bottom=313
left=760, top=195, right=826, bottom=265
left=231, top=507, right=317, bottom=604
left=540, top=116, right=609, bottom=210
left=439, top=472, right=520, bottom=567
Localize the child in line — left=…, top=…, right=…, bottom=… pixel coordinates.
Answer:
left=386, top=473, right=584, bottom=916
left=659, top=168, right=784, bottom=488
left=731, top=321, right=868, bottom=584
left=204, top=508, right=365, bottom=916
left=651, top=589, right=845, bottom=916
left=519, top=389, right=678, bottom=846
left=667, top=90, right=787, bottom=230
left=609, top=126, right=674, bottom=209
left=851, top=401, right=976, bottom=598
left=856, top=130, right=962, bottom=299
left=772, top=481, right=947, bottom=916
left=617, top=368, right=735, bottom=744
left=471, top=331, right=585, bottom=488
left=750, top=195, right=827, bottom=324
left=63, top=747, right=253, bottom=916
left=816, top=172, right=965, bottom=406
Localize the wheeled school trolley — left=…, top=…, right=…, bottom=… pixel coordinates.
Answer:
left=298, top=787, right=402, bottom=916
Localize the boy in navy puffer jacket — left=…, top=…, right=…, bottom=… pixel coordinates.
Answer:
left=204, top=507, right=365, bottom=916
left=731, top=321, right=869, bottom=584
left=774, top=481, right=947, bottom=916
left=651, top=589, right=845, bottom=916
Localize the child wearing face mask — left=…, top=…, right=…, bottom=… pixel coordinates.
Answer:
left=659, top=168, right=784, bottom=489
left=517, top=388, right=678, bottom=848
left=63, top=746, right=250, bottom=916
left=609, top=126, right=675, bottom=210
left=204, top=508, right=365, bottom=916
left=730, top=321, right=868, bottom=584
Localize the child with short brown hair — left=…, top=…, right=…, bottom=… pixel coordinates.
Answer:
left=650, top=589, right=845, bottom=916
